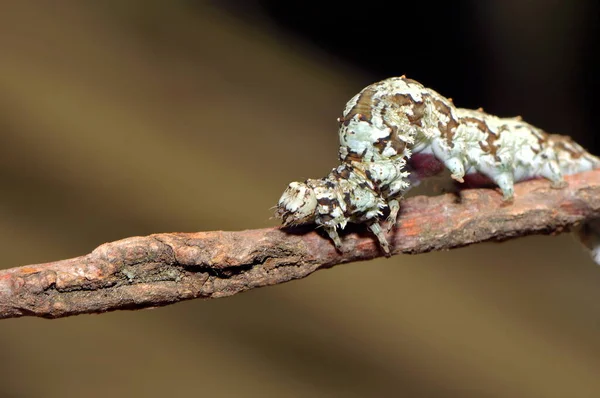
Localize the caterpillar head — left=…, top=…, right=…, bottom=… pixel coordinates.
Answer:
left=276, top=181, right=318, bottom=226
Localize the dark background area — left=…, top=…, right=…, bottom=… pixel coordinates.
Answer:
left=1, top=1, right=600, bottom=397
left=221, top=0, right=599, bottom=151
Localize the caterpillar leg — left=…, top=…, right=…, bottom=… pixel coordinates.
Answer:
left=431, top=138, right=465, bottom=183
left=492, top=172, right=515, bottom=201
left=444, top=157, right=466, bottom=183
left=386, top=199, right=400, bottom=232
left=540, top=160, right=567, bottom=188
left=324, top=226, right=343, bottom=251
left=368, top=222, right=391, bottom=254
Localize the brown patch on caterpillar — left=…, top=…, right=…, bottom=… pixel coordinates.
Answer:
left=481, top=132, right=502, bottom=162
left=526, top=127, right=548, bottom=154
left=437, top=122, right=452, bottom=146
left=343, top=191, right=352, bottom=206
left=408, top=100, right=426, bottom=126
left=373, top=134, right=390, bottom=154
left=431, top=98, right=452, bottom=114
left=357, top=178, right=376, bottom=192
left=364, top=168, right=374, bottom=182
left=460, top=116, right=488, bottom=132
left=459, top=115, right=502, bottom=161
left=372, top=104, right=392, bottom=155
left=343, top=146, right=370, bottom=162
left=373, top=128, right=407, bottom=157
left=390, top=93, right=412, bottom=107
left=548, top=134, right=585, bottom=159
left=446, top=118, right=460, bottom=144
left=389, top=93, right=426, bottom=127
left=333, top=165, right=351, bottom=180
left=316, top=196, right=333, bottom=206
left=324, top=180, right=337, bottom=189
left=432, top=98, right=459, bottom=148
left=365, top=168, right=391, bottom=191
left=377, top=105, right=408, bottom=155
left=342, top=192, right=363, bottom=216
left=389, top=125, right=408, bottom=154
left=343, top=191, right=367, bottom=218
left=363, top=168, right=386, bottom=193
left=530, top=145, right=541, bottom=155
left=316, top=196, right=341, bottom=216
left=340, top=87, right=378, bottom=125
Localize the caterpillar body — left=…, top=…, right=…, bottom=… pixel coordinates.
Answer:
left=276, top=77, right=600, bottom=254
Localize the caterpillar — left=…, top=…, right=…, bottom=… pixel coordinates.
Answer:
left=276, top=77, right=600, bottom=254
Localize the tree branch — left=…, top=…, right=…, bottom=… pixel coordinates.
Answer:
left=1, top=170, right=599, bottom=319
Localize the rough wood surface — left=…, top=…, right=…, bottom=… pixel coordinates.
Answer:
left=1, top=169, right=599, bottom=320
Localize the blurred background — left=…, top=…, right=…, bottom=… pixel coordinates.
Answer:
left=1, top=1, right=600, bottom=397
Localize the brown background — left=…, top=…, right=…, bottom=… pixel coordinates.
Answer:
left=1, top=1, right=600, bottom=397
